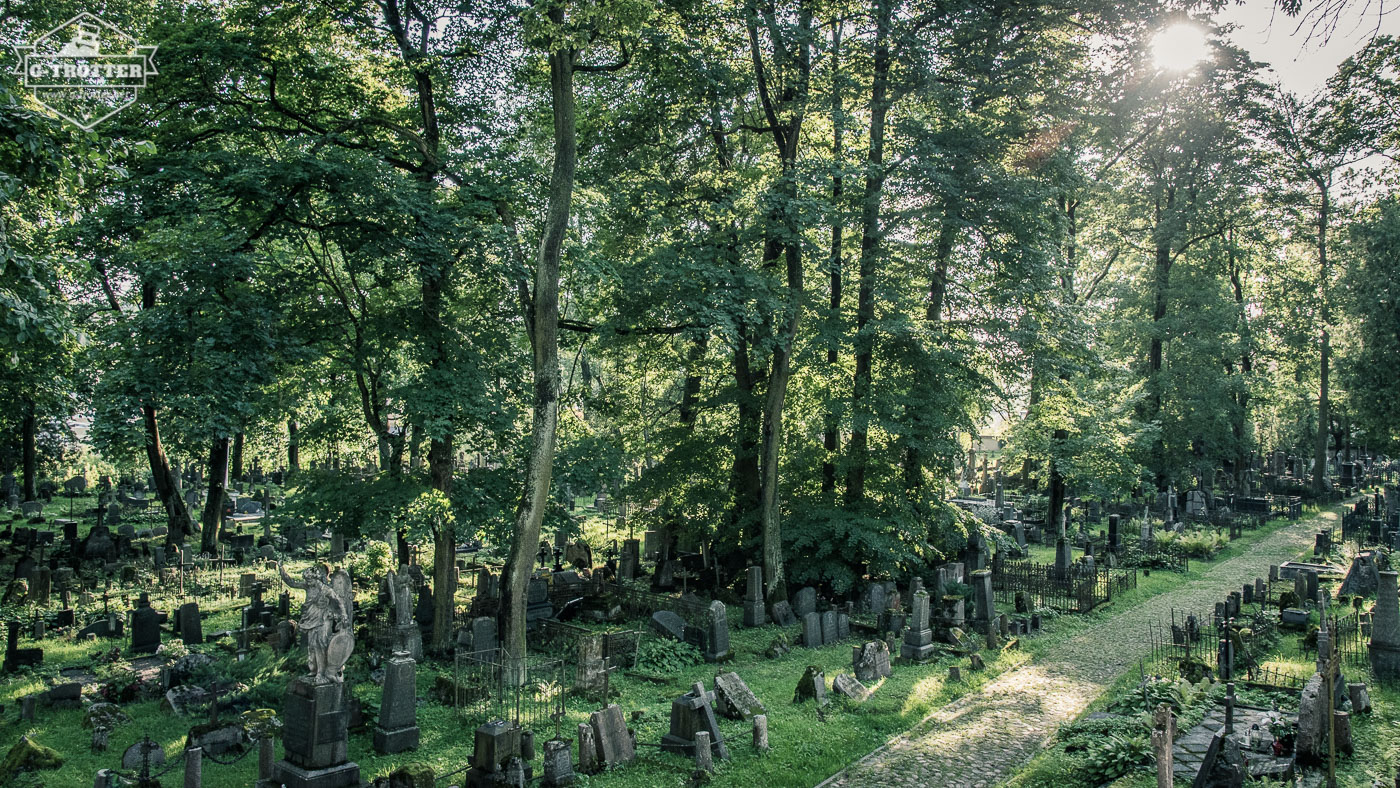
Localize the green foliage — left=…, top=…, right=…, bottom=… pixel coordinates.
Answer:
left=1080, top=733, right=1151, bottom=783
left=351, top=540, right=393, bottom=581
left=635, top=637, right=703, bottom=675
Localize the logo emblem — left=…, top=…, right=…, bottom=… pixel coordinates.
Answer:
left=11, top=12, right=158, bottom=130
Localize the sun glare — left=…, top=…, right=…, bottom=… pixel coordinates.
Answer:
left=1152, top=23, right=1211, bottom=72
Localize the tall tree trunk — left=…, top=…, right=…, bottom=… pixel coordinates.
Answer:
left=1312, top=185, right=1330, bottom=495
left=679, top=334, right=708, bottom=427
left=503, top=23, right=573, bottom=683
left=231, top=431, right=245, bottom=483
left=287, top=419, right=299, bottom=472
left=822, top=20, right=844, bottom=495
left=134, top=279, right=189, bottom=535
left=727, top=332, right=762, bottom=542
left=428, top=435, right=454, bottom=651
left=143, top=404, right=192, bottom=540
left=1148, top=240, right=1171, bottom=488
left=843, top=0, right=891, bottom=505
left=200, top=436, right=230, bottom=555
left=1048, top=428, right=1068, bottom=537
left=407, top=424, right=425, bottom=473
left=1228, top=234, right=1253, bottom=487
left=20, top=397, right=36, bottom=502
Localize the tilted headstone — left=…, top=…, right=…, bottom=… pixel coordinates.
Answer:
left=713, top=672, right=765, bottom=721
left=770, top=600, right=796, bottom=627
left=793, top=665, right=828, bottom=707
left=832, top=673, right=869, bottom=702
left=591, top=703, right=636, bottom=767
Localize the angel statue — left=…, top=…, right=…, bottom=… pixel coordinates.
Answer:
left=279, top=562, right=355, bottom=683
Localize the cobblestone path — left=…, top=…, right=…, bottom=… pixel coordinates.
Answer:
left=817, top=506, right=1341, bottom=788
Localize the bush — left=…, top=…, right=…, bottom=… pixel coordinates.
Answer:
left=636, top=636, right=702, bottom=674
left=1081, top=733, right=1151, bottom=783
left=351, top=540, right=392, bottom=580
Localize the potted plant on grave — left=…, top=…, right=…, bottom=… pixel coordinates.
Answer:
left=1268, top=718, right=1297, bottom=756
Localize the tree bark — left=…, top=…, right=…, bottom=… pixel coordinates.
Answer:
left=823, top=20, right=844, bottom=496
left=21, top=397, right=36, bottom=502
left=844, top=0, right=891, bottom=505
left=287, top=419, right=299, bottom=472
left=1312, top=185, right=1330, bottom=495
left=200, top=435, right=230, bottom=555
left=143, top=404, right=192, bottom=540
left=1048, top=428, right=1068, bottom=537
left=1148, top=240, right=1171, bottom=488
left=747, top=0, right=811, bottom=603
left=231, top=431, right=245, bottom=483
left=503, top=18, right=574, bottom=683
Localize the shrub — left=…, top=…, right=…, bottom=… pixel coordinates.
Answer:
left=636, top=636, right=702, bottom=674
left=1081, top=733, right=1151, bottom=783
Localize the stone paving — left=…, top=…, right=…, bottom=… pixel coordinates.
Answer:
left=817, top=506, right=1340, bottom=788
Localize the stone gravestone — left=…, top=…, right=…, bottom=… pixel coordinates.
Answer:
left=853, top=640, right=892, bottom=683
left=1370, top=571, right=1400, bottom=681
left=820, top=610, right=838, bottom=646
left=832, top=673, right=869, bottom=702
left=129, top=593, right=163, bottom=654
left=792, top=587, right=817, bottom=618
left=650, top=611, right=686, bottom=643
left=705, top=601, right=731, bottom=662
left=971, top=570, right=995, bottom=634
left=713, top=672, right=765, bottom=721
left=177, top=602, right=203, bottom=645
left=793, top=665, right=828, bottom=707
left=590, top=703, right=637, bottom=768
left=742, top=567, right=766, bottom=627
left=901, top=591, right=935, bottom=662
left=801, top=612, right=822, bottom=648
left=661, top=682, right=728, bottom=761
left=770, top=600, right=796, bottom=628
left=619, top=538, right=639, bottom=582
left=373, top=651, right=420, bottom=754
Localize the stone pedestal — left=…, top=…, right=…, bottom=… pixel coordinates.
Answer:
left=1370, top=571, right=1400, bottom=681
left=373, top=653, right=420, bottom=754
left=900, top=591, right=935, bottom=661
left=742, top=566, right=765, bottom=627
left=275, top=677, right=360, bottom=788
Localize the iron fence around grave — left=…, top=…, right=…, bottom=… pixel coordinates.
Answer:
left=530, top=619, right=641, bottom=670
left=451, top=648, right=570, bottom=731
left=1298, top=610, right=1370, bottom=669
left=989, top=557, right=1136, bottom=613
left=1116, top=537, right=1191, bottom=573
left=604, top=582, right=712, bottom=629
left=1142, top=606, right=1309, bottom=690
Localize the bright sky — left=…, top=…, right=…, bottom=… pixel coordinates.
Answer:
left=1218, top=0, right=1400, bottom=94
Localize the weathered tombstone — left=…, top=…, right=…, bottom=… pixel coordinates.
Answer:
left=590, top=703, right=637, bottom=767
left=575, top=635, right=607, bottom=697
left=541, top=737, right=574, bottom=787
left=373, top=651, right=420, bottom=754
left=792, top=666, right=828, bottom=706
left=901, top=591, right=935, bottom=661
left=832, top=673, right=868, bottom=702
left=742, top=566, right=765, bottom=627
left=1370, top=571, right=1400, bottom=680
left=801, top=612, right=822, bottom=648
left=792, top=587, right=816, bottom=619
left=129, top=593, right=163, bottom=654
left=705, top=601, right=730, bottom=661
left=820, top=610, right=837, bottom=646
left=650, top=611, right=686, bottom=643
left=177, top=603, right=203, bottom=645
left=853, top=640, right=892, bottom=682
left=770, top=601, right=796, bottom=628
left=971, top=570, right=995, bottom=632
left=619, top=539, right=639, bottom=582
left=836, top=612, right=850, bottom=640
left=713, top=672, right=765, bottom=721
